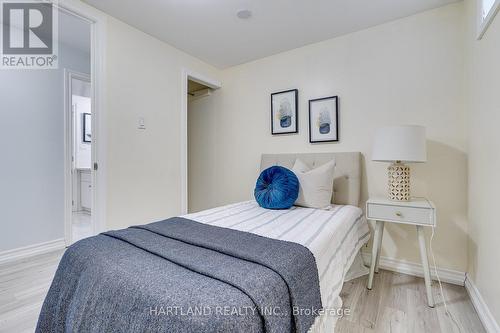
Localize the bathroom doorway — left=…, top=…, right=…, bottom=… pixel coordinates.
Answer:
left=67, top=71, right=93, bottom=243
left=61, top=7, right=95, bottom=245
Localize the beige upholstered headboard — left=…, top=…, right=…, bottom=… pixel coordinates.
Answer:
left=260, top=152, right=362, bottom=207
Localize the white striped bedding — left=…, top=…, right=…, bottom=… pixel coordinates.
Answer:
left=183, top=200, right=370, bottom=331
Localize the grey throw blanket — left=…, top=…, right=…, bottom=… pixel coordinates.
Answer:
left=37, top=217, right=322, bottom=333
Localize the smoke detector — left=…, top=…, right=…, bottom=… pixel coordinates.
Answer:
left=236, top=9, right=252, bottom=19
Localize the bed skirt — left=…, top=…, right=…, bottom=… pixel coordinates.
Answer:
left=308, top=251, right=369, bottom=332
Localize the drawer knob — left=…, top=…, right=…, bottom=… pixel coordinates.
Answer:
left=395, top=211, right=403, bottom=217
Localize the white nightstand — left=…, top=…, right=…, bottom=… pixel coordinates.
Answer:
left=366, top=197, right=436, bottom=307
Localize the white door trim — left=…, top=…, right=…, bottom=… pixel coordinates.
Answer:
left=180, top=69, right=221, bottom=214
left=59, top=0, right=107, bottom=245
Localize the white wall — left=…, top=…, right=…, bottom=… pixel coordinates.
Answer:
left=0, top=18, right=90, bottom=251
left=205, top=3, right=468, bottom=272
left=465, top=0, right=500, bottom=325
left=104, top=16, right=220, bottom=230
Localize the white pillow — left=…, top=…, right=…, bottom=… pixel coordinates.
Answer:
left=292, top=158, right=336, bottom=209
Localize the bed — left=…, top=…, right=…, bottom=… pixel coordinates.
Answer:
left=37, top=152, right=370, bottom=333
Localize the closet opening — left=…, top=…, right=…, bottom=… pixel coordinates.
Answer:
left=181, top=71, right=221, bottom=214
left=187, top=79, right=215, bottom=213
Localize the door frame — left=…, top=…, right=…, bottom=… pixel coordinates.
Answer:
left=180, top=69, right=221, bottom=214
left=61, top=0, right=107, bottom=246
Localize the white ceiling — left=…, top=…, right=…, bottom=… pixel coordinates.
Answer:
left=83, top=0, right=459, bottom=69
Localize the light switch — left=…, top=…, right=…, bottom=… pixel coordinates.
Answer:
left=138, top=117, right=146, bottom=130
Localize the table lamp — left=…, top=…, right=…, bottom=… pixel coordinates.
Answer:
left=372, top=125, right=427, bottom=201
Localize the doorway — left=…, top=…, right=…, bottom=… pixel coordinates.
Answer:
left=67, top=71, right=93, bottom=243
left=187, top=80, right=215, bottom=213
left=181, top=71, right=221, bottom=214
left=60, top=2, right=106, bottom=246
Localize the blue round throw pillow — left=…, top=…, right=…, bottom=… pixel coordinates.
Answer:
left=254, top=166, right=299, bottom=210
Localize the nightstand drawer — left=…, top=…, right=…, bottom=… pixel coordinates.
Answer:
left=367, top=203, right=434, bottom=226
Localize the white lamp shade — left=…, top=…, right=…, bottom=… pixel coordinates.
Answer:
left=372, top=125, right=427, bottom=163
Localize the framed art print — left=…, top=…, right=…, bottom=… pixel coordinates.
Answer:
left=309, top=96, right=338, bottom=143
left=83, top=113, right=92, bottom=143
left=271, top=89, right=298, bottom=135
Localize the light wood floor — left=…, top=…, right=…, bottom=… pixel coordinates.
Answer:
left=337, top=270, right=485, bottom=333
left=0, top=251, right=64, bottom=333
left=0, top=251, right=485, bottom=333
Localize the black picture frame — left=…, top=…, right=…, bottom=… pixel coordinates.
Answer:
left=83, top=113, right=91, bottom=143
left=308, top=96, right=339, bottom=143
left=271, top=89, right=298, bottom=135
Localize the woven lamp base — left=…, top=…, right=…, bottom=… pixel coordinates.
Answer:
left=388, top=162, right=410, bottom=201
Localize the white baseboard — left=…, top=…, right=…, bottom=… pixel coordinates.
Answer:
left=0, top=239, right=66, bottom=266
left=465, top=276, right=500, bottom=333
left=361, top=252, right=466, bottom=286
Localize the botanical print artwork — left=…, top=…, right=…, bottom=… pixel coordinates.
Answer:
left=271, top=89, right=298, bottom=134
left=309, top=96, right=338, bottom=143
left=279, top=99, right=292, bottom=128
left=318, top=107, right=331, bottom=134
